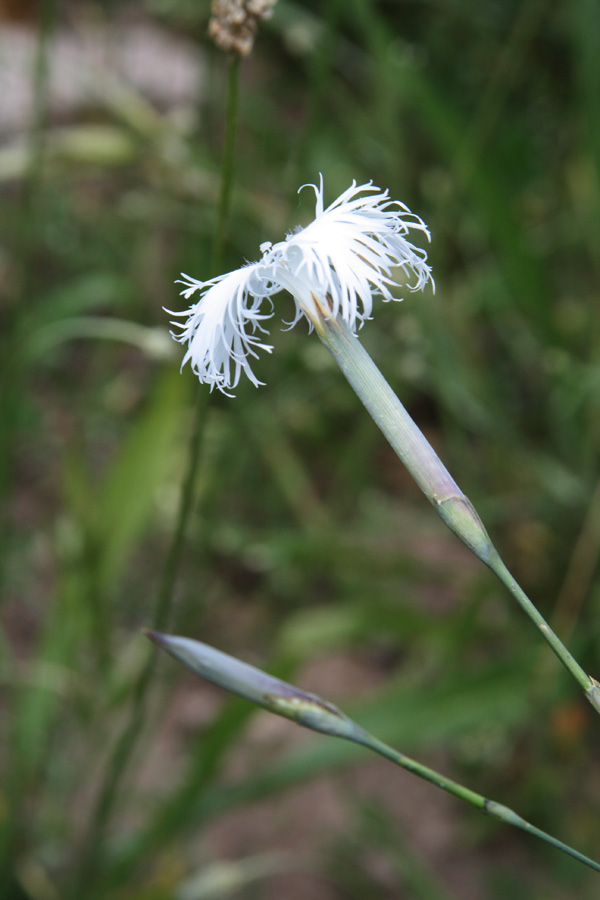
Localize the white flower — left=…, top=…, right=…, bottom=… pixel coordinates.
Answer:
left=169, top=176, right=433, bottom=394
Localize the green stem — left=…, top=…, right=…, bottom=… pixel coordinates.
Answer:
left=0, top=0, right=57, bottom=881
left=212, top=55, right=240, bottom=272
left=70, top=391, right=207, bottom=896
left=313, top=310, right=493, bottom=558
left=486, top=552, right=593, bottom=695
left=314, top=312, right=597, bottom=707
left=71, top=51, right=243, bottom=897
left=0, top=0, right=55, bottom=604
left=353, top=730, right=600, bottom=874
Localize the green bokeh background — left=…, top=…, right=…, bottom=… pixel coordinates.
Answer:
left=1, top=1, right=599, bottom=898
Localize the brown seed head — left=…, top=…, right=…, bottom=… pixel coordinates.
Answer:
left=208, top=0, right=277, bottom=57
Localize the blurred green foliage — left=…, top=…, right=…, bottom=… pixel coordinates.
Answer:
left=1, top=0, right=599, bottom=897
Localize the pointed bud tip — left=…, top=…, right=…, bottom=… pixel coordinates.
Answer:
left=145, top=629, right=167, bottom=646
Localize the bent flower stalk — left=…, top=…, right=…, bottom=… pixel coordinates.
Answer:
left=169, top=176, right=600, bottom=713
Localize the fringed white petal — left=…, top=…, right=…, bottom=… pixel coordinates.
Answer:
left=170, top=264, right=279, bottom=395
left=272, top=178, right=433, bottom=333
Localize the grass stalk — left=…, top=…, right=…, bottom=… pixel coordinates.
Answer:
left=212, top=55, right=240, bottom=273
left=69, top=390, right=207, bottom=896
left=0, top=0, right=57, bottom=880
left=70, top=53, right=242, bottom=897
left=0, top=0, right=55, bottom=603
